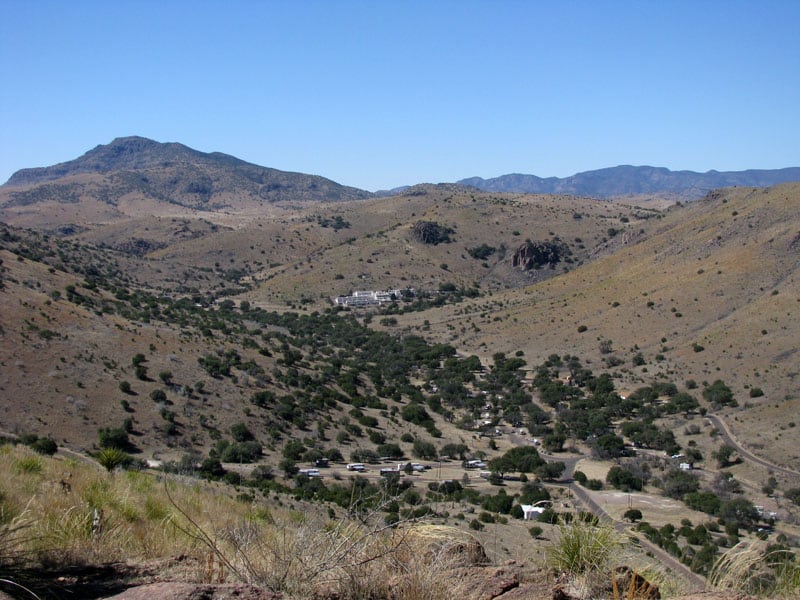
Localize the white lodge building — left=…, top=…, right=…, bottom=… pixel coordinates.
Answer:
left=333, top=289, right=403, bottom=307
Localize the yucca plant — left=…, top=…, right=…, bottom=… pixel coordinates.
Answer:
left=96, top=447, right=132, bottom=472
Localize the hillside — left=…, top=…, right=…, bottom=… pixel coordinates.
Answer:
left=459, top=165, right=800, bottom=201
left=1, top=162, right=800, bottom=597
left=393, top=183, right=800, bottom=468
left=0, top=137, right=372, bottom=229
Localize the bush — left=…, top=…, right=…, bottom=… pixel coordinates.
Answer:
left=606, top=466, right=641, bottom=491
left=376, top=443, right=404, bottom=459
left=785, top=488, right=800, bottom=506
left=97, top=448, right=132, bottom=471
left=623, top=509, right=643, bottom=523
left=662, top=469, right=700, bottom=499
left=199, top=457, right=226, bottom=479
left=703, top=380, right=736, bottom=407
left=412, top=439, right=437, bottom=460
left=545, top=520, right=620, bottom=575
left=98, top=427, right=133, bottom=451
left=231, top=422, right=255, bottom=442
left=529, top=525, right=543, bottom=538
left=220, top=441, right=262, bottom=463
left=469, top=519, right=484, bottom=531
left=27, top=436, right=57, bottom=455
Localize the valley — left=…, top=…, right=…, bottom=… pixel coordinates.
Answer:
left=1, top=139, right=799, bottom=599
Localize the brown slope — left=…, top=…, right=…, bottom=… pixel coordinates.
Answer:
left=392, top=183, right=800, bottom=467
left=239, top=187, right=659, bottom=306
left=0, top=137, right=372, bottom=231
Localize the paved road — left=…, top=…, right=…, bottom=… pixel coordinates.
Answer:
left=507, top=432, right=706, bottom=590
left=564, top=481, right=706, bottom=590
left=706, top=414, right=800, bottom=478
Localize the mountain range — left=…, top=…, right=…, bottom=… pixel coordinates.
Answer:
left=2, top=136, right=371, bottom=212
left=3, top=137, right=799, bottom=204
left=457, top=165, right=800, bottom=200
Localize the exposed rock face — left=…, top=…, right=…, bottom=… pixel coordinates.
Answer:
left=511, top=240, right=570, bottom=270
left=105, top=582, right=280, bottom=599
left=411, top=220, right=454, bottom=245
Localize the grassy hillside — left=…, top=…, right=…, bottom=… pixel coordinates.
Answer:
left=393, top=183, right=800, bottom=467
left=2, top=183, right=800, bottom=597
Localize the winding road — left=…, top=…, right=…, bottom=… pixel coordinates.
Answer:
left=705, top=414, right=800, bottom=478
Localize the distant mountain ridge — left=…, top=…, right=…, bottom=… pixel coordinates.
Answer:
left=4, top=137, right=799, bottom=206
left=2, top=136, right=373, bottom=208
left=458, top=165, right=800, bottom=199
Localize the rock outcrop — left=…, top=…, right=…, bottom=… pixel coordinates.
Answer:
left=511, top=239, right=570, bottom=270
left=411, top=220, right=454, bottom=245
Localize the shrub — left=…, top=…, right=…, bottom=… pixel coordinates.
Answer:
left=606, top=466, right=642, bottom=491
left=220, top=441, right=262, bottom=463
left=412, top=439, right=437, bottom=460
left=231, top=422, right=255, bottom=442
left=14, top=455, right=43, bottom=474
left=545, top=520, right=621, bottom=575
left=623, top=509, right=643, bottom=523
left=199, top=457, right=225, bottom=479
left=662, top=469, right=700, bottom=499
left=703, top=380, right=736, bottom=407
left=785, top=488, right=800, bottom=506
left=98, top=427, right=132, bottom=451
left=97, top=448, right=132, bottom=471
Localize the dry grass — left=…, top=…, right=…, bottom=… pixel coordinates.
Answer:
left=0, top=444, right=476, bottom=599
left=709, top=539, right=800, bottom=598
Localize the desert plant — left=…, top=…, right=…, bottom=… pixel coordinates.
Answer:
left=709, top=539, right=800, bottom=597
left=545, top=519, right=621, bottom=575
left=97, top=448, right=132, bottom=471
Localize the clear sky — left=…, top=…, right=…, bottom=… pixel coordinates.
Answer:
left=1, top=1, right=798, bottom=191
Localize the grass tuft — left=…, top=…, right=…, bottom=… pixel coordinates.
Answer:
left=709, top=539, right=800, bottom=598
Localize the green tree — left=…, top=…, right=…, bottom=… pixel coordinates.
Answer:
left=702, top=380, right=736, bottom=407
left=662, top=469, right=700, bottom=500
left=717, top=498, right=759, bottom=531
left=199, top=457, right=225, bottom=479
left=412, top=439, right=437, bottom=460
left=713, top=444, right=736, bottom=468
left=623, top=509, right=643, bottom=522
left=29, top=437, right=58, bottom=455
left=606, top=466, right=642, bottom=491
left=279, top=458, right=298, bottom=478
left=98, top=427, right=132, bottom=451
left=231, top=422, right=255, bottom=442
left=594, top=433, right=625, bottom=459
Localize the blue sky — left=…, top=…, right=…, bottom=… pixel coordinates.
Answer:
left=2, top=1, right=798, bottom=191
